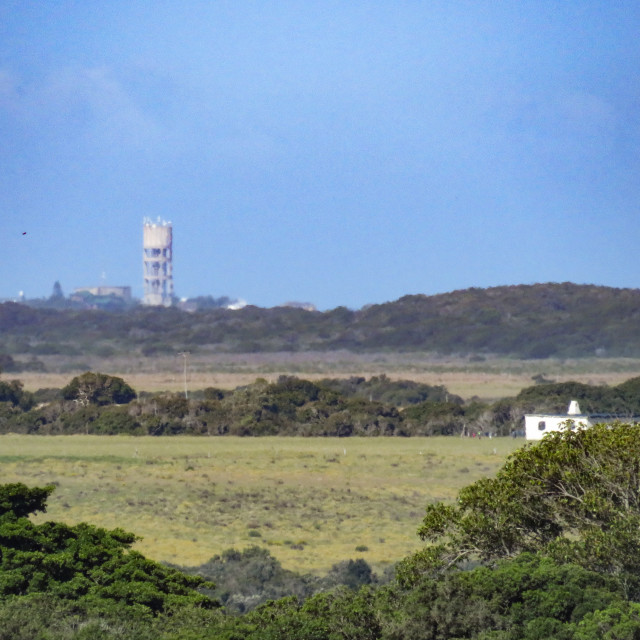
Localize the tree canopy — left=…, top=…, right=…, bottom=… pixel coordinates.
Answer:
left=400, top=422, right=640, bottom=598
left=61, top=372, right=136, bottom=406
left=0, top=483, right=217, bottom=614
left=6, top=372, right=640, bottom=438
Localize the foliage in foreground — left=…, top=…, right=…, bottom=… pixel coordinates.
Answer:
left=5, top=425, right=640, bottom=637
left=402, top=422, right=640, bottom=599
left=0, top=483, right=217, bottom=615
left=1, top=554, right=639, bottom=639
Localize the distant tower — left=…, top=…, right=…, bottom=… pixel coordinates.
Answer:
left=143, top=218, right=173, bottom=306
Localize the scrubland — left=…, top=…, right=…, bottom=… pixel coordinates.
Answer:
left=17, top=352, right=640, bottom=401
left=0, top=435, right=521, bottom=574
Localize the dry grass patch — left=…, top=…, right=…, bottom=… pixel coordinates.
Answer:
left=17, top=353, right=640, bottom=402
left=0, top=435, right=522, bottom=574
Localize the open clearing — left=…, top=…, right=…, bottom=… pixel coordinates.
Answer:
left=0, top=435, right=522, bottom=574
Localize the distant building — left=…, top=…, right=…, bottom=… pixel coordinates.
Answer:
left=0, top=292, right=25, bottom=304
left=279, top=301, right=317, bottom=311
left=73, top=286, right=132, bottom=301
left=143, top=218, right=173, bottom=306
left=524, top=400, right=638, bottom=440
left=226, top=299, right=247, bottom=310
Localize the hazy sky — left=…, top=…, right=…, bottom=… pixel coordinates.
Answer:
left=1, top=2, right=639, bottom=310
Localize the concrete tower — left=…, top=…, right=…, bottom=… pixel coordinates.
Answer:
left=143, top=218, right=173, bottom=306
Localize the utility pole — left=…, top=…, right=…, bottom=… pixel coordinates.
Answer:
left=178, top=351, right=189, bottom=399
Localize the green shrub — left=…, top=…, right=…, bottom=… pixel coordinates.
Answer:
left=62, top=372, right=136, bottom=406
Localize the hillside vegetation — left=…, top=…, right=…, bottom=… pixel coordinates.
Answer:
left=3, top=282, right=640, bottom=361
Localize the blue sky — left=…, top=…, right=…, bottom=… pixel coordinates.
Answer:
left=1, top=2, right=639, bottom=310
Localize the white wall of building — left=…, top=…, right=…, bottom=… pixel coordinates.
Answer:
left=524, top=414, right=591, bottom=440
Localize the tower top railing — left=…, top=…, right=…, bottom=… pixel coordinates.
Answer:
left=143, top=216, right=172, bottom=227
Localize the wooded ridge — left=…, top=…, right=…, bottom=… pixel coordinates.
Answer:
left=2, top=282, right=640, bottom=359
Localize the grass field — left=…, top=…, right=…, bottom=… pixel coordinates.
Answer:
left=0, top=435, right=523, bottom=574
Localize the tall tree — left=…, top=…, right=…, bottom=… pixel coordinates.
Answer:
left=50, top=281, right=64, bottom=300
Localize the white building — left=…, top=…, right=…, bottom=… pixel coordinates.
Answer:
left=524, top=400, right=590, bottom=440
left=525, top=400, right=638, bottom=440
left=73, top=286, right=132, bottom=301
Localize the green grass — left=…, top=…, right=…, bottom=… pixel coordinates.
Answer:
left=0, top=435, right=523, bottom=574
